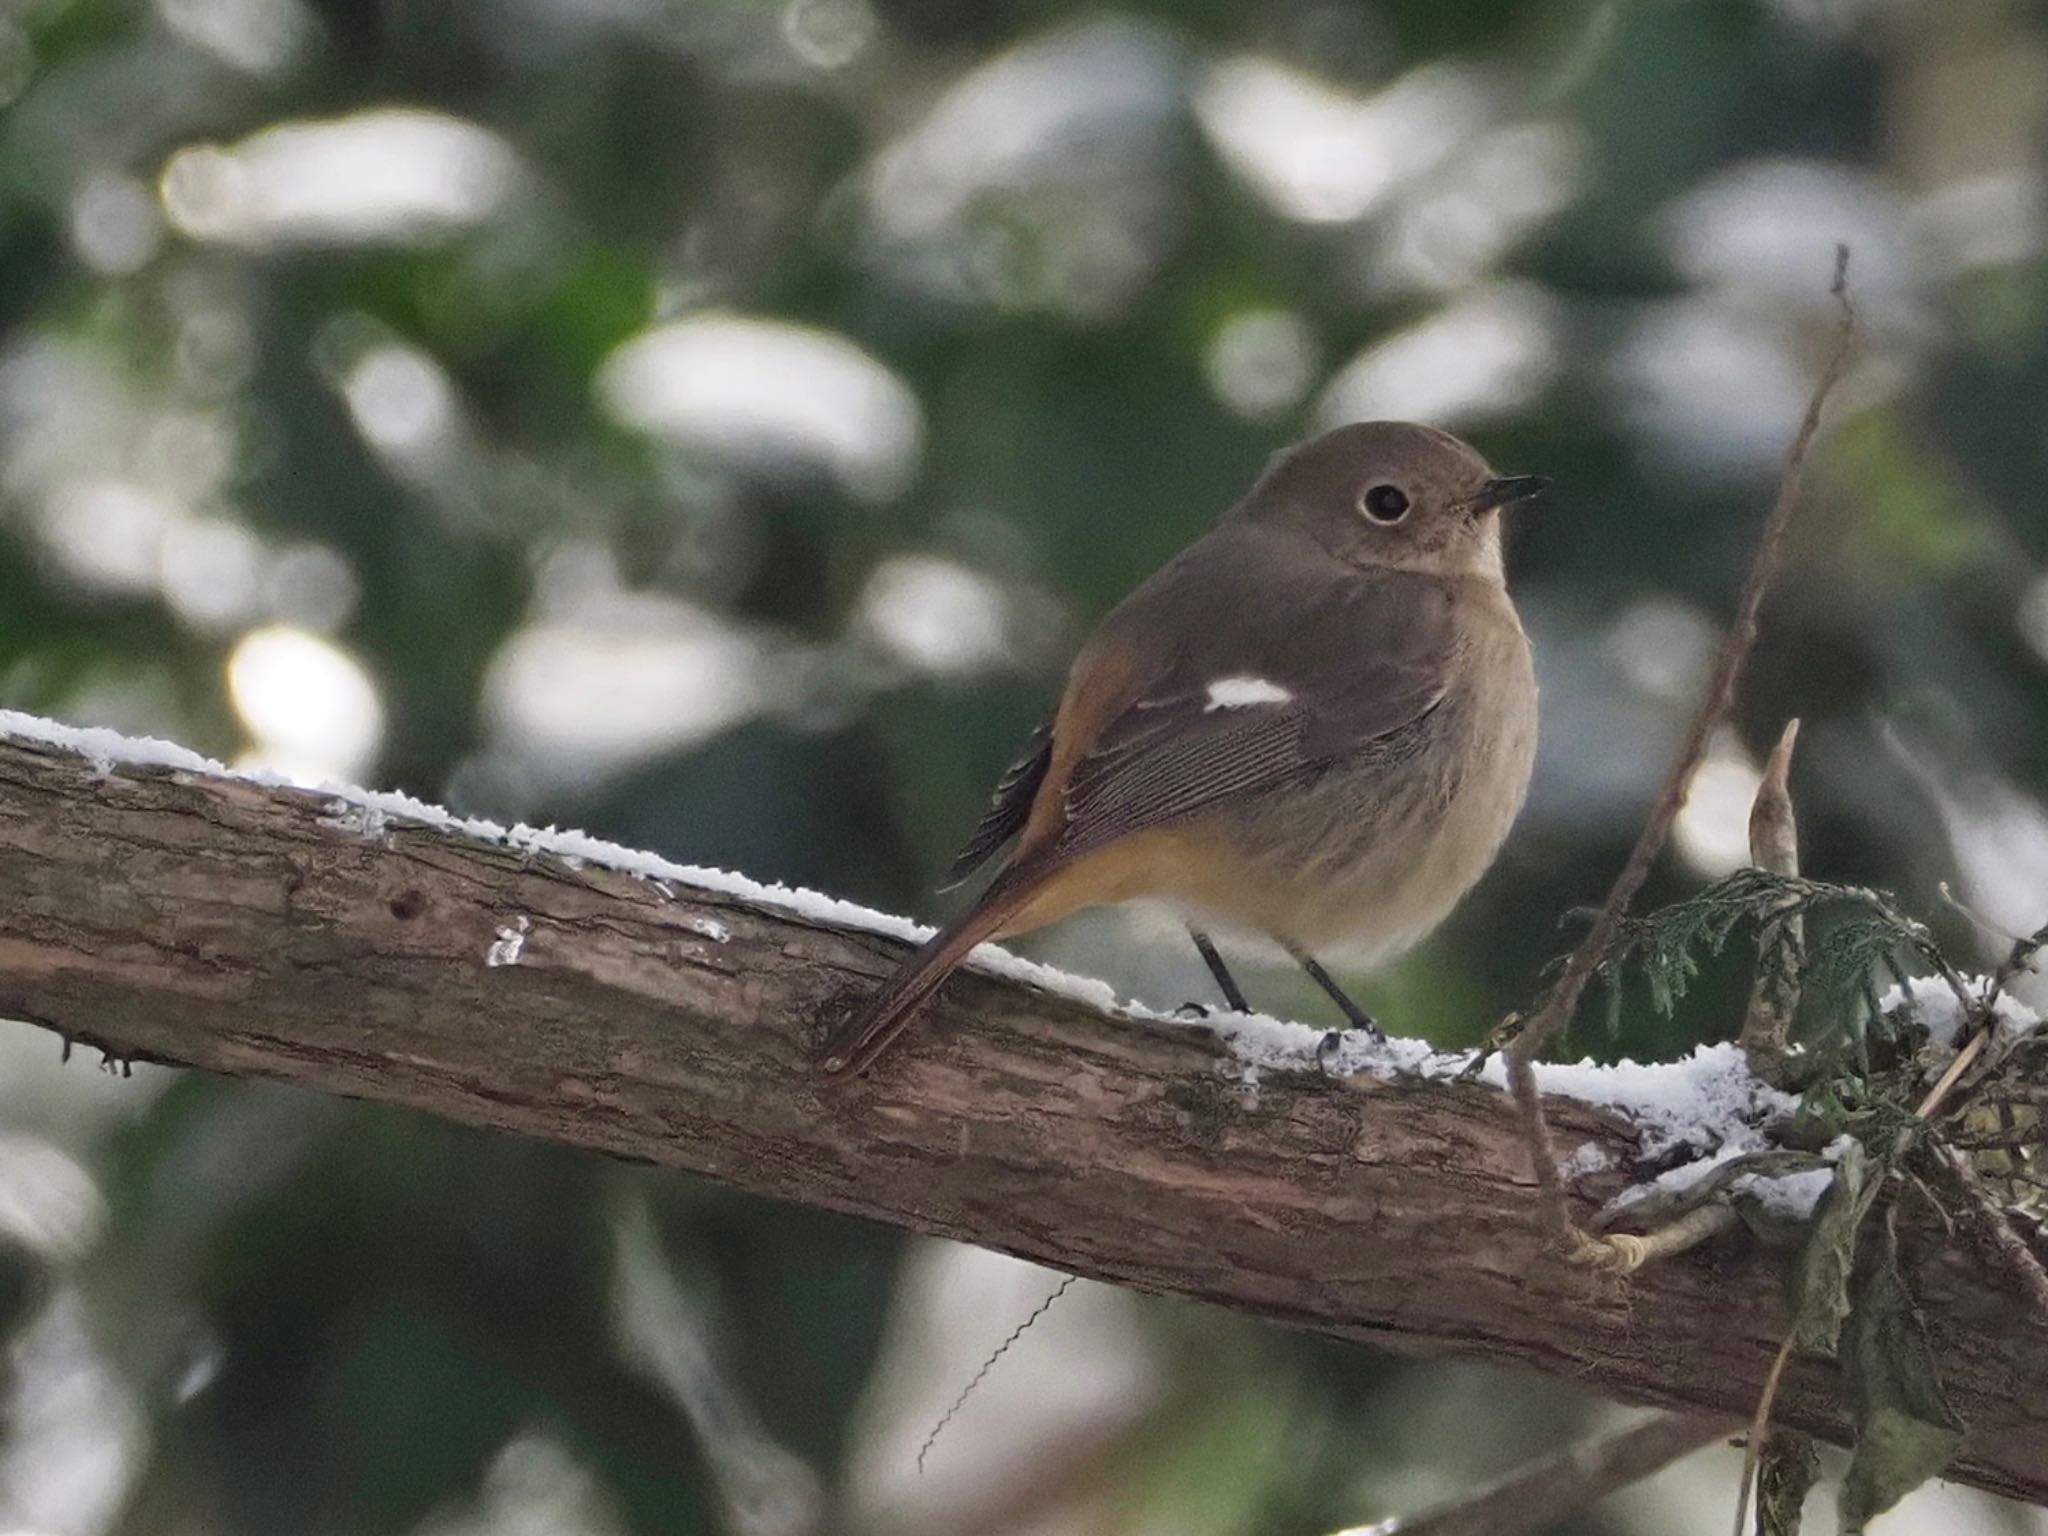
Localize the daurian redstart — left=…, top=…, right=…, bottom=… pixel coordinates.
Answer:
left=824, top=420, right=1546, bottom=1078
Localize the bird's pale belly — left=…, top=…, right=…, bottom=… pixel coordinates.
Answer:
left=1209, top=732, right=1532, bottom=959
left=1212, top=665, right=1537, bottom=960
left=995, top=660, right=1538, bottom=962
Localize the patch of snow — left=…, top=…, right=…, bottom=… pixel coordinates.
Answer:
left=1241, top=1026, right=1798, bottom=1166
left=1203, top=675, right=1293, bottom=711
left=1601, top=1134, right=1852, bottom=1235
left=1617, top=1143, right=1755, bottom=1210
left=2, top=716, right=211, bottom=777
left=1881, top=973, right=2041, bottom=1048
left=1227, top=1015, right=1798, bottom=1174
left=1201, top=1020, right=1796, bottom=1174
left=1214, top=1017, right=1449, bottom=1079
left=1215, top=1057, right=1263, bottom=1102
left=689, top=917, right=732, bottom=944
left=1732, top=1134, right=1856, bottom=1225
left=1561, top=1141, right=1611, bottom=1180
left=318, top=796, right=390, bottom=841
left=485, top=916, right=530, bottom=968
left=1731, top=1166, right=1835, bottom=1224
left=1501, top=1043, right=1798, bottom=1162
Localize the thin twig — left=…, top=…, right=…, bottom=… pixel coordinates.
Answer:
left=1583, top=1203, right=1741, bottom=1272
left=1910, top=915, right=2048, bottom=1126
left=1937, top=882, right=2024, bottom=951
left=1935, top=1141, right=2048, bottom=1317
left=918, top=1275, right=1077, bottom=1473
left=1992, top=919, right=2048, bottom=997
left=1507, top=246, right=1860, bottom=1249
left=1345, top=1412, right=1736, bottom=1536
left=1943, top=1121, right=2048, bottom=1154
left=1915, top=1028, right=1994, bottom=1122
left=1731, top=1333, right=1800, bottom=1536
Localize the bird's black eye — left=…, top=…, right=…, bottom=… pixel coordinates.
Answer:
left=1361, top=484, right=1410, bottom=524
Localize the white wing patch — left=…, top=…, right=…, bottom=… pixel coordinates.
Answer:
left=1203, top=675, right=1294, bottom=711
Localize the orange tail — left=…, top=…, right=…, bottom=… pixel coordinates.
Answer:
left=821, top=870, right=1046, bottom=1081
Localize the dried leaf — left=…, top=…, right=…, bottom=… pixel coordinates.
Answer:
left=1838, top=1226, right=1965, bottom=1531
left=1788, top=1138, right=1867, bottom=1351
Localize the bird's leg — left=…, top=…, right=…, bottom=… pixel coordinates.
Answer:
left=1285, top=945, right=1386, bottom=1044
left=1184, top=926, right=1251, bottom=1015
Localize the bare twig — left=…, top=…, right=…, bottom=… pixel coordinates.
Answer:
left=1732, top=1334, right=1801, bottom=1536
left=1507, top=246, right=1860, bottom=1249
left=1916, top=1029, right=1995, bottom=1123
left=1740, top=720, right=1805, bottom=1073
left=1996, top=920, right=2048, bottom=993
left=1943, top=1122, right=2048, bottom=1154
left=1343, top=1412, right=1735, bottom=1536
left=1935, top=1142, right=2048, bottom=1317
left=919, top=1274, right=1078, bottom=1472
left=1938, top=882, right=2023, bottom=951
left=1584, top=1203, right=1742, bottom=1272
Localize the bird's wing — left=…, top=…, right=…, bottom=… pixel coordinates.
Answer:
left=1050, top=549, right=1459, bottom=859
left=943, top=721, right=1052, bottom=886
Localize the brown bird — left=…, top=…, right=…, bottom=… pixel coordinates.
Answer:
left=822, top=420, right=1546, bottom=1079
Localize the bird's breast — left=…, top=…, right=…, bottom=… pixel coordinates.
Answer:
left=1194, top=608, right=1538, bottom=959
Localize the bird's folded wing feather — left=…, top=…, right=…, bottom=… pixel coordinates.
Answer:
left=943, top=533, right=1461, bottom=881
left=1052, top=548, right=1458, bottom=858
left=944, top=722, right=1051, bottom=886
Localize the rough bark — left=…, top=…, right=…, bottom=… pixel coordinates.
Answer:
left=0, top=736, right=2042, bottom=1505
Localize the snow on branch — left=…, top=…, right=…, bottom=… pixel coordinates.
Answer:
left=0, top=708, right=1798, bottom=1147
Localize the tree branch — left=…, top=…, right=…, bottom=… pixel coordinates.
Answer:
left=1339, top=1412, right=1736, bottom=1536
left=0, top=728, right=2045, bottom=1506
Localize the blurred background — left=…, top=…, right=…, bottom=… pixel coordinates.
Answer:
left=0, top=0, right=2045, bottom=1530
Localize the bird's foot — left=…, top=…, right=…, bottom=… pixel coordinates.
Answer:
left=1317, top=1023, right=1395, bottom=1075
left=1179, top=999, right=1253, bottom=1024
left=1457, top=1011, right=1525, bottom=1080
left=1317, top=1028, right=1378, bottom=1075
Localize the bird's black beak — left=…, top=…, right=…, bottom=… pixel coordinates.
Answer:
left=1471, top=475, right=1550, bottom=514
